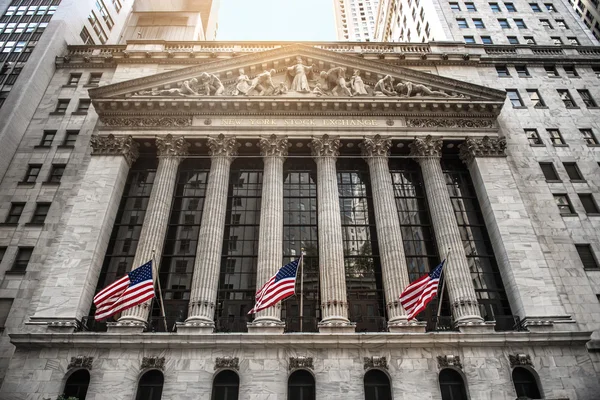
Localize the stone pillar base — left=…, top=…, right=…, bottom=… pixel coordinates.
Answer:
left=107, top=321, right=146, bottom=334
left=457, top=321, right=496, bottom=334
left=247, top=320, right=285, bottom=334
left=176, top=321, right=215, bottom=334
left=388, top=321, right=427, bottom=333
left=318, top=320, right=356, bottom=334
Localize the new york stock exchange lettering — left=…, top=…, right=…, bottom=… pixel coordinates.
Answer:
left=220, top=118, right=380, bottom=126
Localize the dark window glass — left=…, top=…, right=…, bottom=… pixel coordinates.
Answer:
left=54, top=99, right=69, bottom=114
left=212, top=370, right=239, bottom=400
left=457, top=18, right=468, bottom=28
left=6, top=203, right=25, bottom=224
left=564, top=65, right=579, bottom=77
left=364, top=369, right=392, bottom=400
left=498, top=18, right=510, bottom=28
left=443, top=159, right=512, bottom=321
left=282, top=159, right=319, bottom=333
left=12, top=247, right=33, bottom=272
left=507, top=90, right=523, bottom=107
left=465, top=2, right=477, bottom=10
left=40, top=130, right=55, bottom=146
left=514, top=18, right=526, bottom=28
left=490, top=3, right=501, bottom=12
left=512, top=367, right=542, bottom=399
left=578, top=90, right=597, bottom=107
left=563, top=162, right=583, bottom=180
left=64, top=370, right=90, bottom=400
left=554, top=194, right=575, bottom=215
left=288, top=370, right=316, bottom=400
left=135, top=370, right=163, bottom=400
left=539, top=162, right=559, bottom=181
left=63, top=130, right=79, bottom=146
left=67, top=73, right=81, bottom=86
left=31, top=202, right=50, bottom=224
left=88, top=73, right=102, bottom=85
left=0, top=298, right=13, bottom=328
left=481, top=36, right=493, bottom=44
left=0, top=247, right=5, bottom=264
left=464, top=36, right=476, bottom=44
left=450, top=2, right=461, bottom=11
left=516, top=65, right=530, bottom=77
left=473, top=18, right=485, bottom=28
left=338, top=160, right=385, bottom=332
left=48, top=164, right=65, bottom=183
left=530, top=3, right=542, bottom=11
left=524, top=36, right=536, bottom=44
left=576, top=244, right=598, bottom=269
left=76, top=99, right=91, bottom=113
left=24, top=164, right=42, bottom=183
left=439, top=369, right=468, bottom=400
left=508, top=36, right=519, bottom=44
left=216, top=159, right=262, bottom=333
left=505, top=2, right=517, bottom=11
left=579, top=194, right=599, bottom=214
left=545, top=65, right=559, bottom=77
left=580, top=129, right=599, bottom=145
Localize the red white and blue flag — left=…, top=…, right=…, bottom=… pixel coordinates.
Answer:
left=399, top=260, right=445, bottom=320
left=248, top=257, right=301, bottom=314
left=94, top=260, right=155, bottom=321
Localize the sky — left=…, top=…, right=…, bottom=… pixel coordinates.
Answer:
left=216, top=0, right=337, bottom=42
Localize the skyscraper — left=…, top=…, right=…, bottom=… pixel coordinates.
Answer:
left=566, top=0, right=600, bottom=42
left=333, top=0, right=380, bottom=41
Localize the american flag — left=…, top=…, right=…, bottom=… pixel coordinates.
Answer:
left=399, top=260, right=445, bottom=320
left=94, top=260, right=155, bottom=321
left=248, top=257, right=301, bottom=314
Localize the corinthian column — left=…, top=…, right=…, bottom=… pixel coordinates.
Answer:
left=409, top=135, right=484, bottom=327
left=248, top=135, right=288, bottom=334
left=310, top=135, right=354, bottom=333
left=178, top=134, right=238, bottom=333
left=111, top=135, right=189, bottom=332
left=361, top=136, right=424, bottom=332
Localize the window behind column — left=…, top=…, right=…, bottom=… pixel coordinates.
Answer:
left=337, top=159, right=386, bottom=332
left=282, top=159, right=319, bottom=333
left=150, top=159, right=210, bottom=331
left=215, top=159, right=262, bottom=333
left=86, top=158, right=157, bottom=330
left=441, top=159, right=513, bottom=329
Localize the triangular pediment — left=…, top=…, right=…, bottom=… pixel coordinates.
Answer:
left=89, top=44, right=505, bottom=118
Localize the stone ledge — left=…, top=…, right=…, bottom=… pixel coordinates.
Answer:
left=8, top=330, right=593, bottom=349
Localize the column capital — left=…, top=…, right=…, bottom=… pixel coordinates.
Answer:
left=459, top=136, right=507, bottom=164
left=361, top=135, right=392, bottom=159
left=409, top=135, right=442, bottom=159
left=207, top=134, right=239, bottom=160
left=310, top=134, right=341, bottom=158
left=90, top=134, right=139, bottom=166
left=259, top=134, right=288, bottom=158
left=156, top=134, right=190, bottom=158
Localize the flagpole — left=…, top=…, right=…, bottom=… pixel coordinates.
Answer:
left=299, top=248, right=305, bottom=333
left=435, top=247, right=452, bottom=330
left=152, top=250, right=169, bottom=332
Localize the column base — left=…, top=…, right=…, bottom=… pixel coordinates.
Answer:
left=247, top=319, right=285, bottom=334
left=107, top=320, right=146, bottom=334
left=456, top=320, right=495, bottom=333
left=176, top=319, right=215, bottom=334
left=318, top=319, right=356, bottom=334
left=388, top=320, right=427, bottom=333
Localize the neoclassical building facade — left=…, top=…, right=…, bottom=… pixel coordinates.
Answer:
left=0, top=41, right=599, bottom=399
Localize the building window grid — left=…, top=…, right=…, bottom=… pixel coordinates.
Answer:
left=23, top=163, right=41, bottom=183
left=558, top=89, right=577, bottom=107
left=526, top=129, right=543, bottom=145
left=47, top=164, right=65, bottom=183
left=63, top=130, right=79, bottom=146
left=11, top=246, right=33, bottom=272
left=577, top=90, right=597, bottom=107
left=507, top=89, right=524, bottom=107
left=580, top=128, right=599, bottom=145
left=547, top=129, right=566, bottom=145
left=563, top=162, right=584, bottom=180
left=554, top=194, right=576, bottom=215
left=30, top=202, right=50, bottom=224
left=575, top=244, right=599, bottom=269
left=578, top=194, right=600, bottom=214
left=6, top=203, right=25, bottom=224
left=39, top=130, right=55, bottom=146
left=539, top=162, right=560, bottom=181
left=527, top=89, right=546, bottom=107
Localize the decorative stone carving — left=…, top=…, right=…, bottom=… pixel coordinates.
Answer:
left=215, top=357, right=239, bottom=371
left=320, top=67, right=353, bottom=96
left=406, top=118, right=494, bottom=129
left=374, top=75, right=396, bottom=96
left=197, top=72, right=225, bottom=96
left=310, top=135, right=341, bottom=158
left=364, top=356, right=388, bottom=370
left=67, top=356, right=93, bottom=371
left=459, top=136, right=507, bottom=163
left=90, top=134, right=139, bottom=166
left=509, top=354, right=533, bottom=368
left=233, top=68, right=251, bottom=95
left=289, top=357, right=314, bottom=371
left=259, top=135, right=289, bottom=158
left=141, top=356, right=165, bottom=371
left=361, top=135, right=392, bottom=158
left=156, top=134, right=190, bottom=157
left=286, top=56, right=315, bottom=93
left=395, top=81, right=456, bottom=98
left=207, top=134, right=239, bottom=159
left=245, top=69, right=277, bottom=96
left=350, top=69, right=369, bottom=96
left=101, top=117, right=192, bottom=127
left=437, top=355, right=462, bottom=370
left=409, top=135, right=442, bottom=158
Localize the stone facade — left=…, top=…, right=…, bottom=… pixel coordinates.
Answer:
left=0, top=36, right=599, bottom=400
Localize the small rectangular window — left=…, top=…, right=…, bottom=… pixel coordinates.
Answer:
left=580, top=128, right=599, bottom=145
left=490, top=2, right=501, bottom=12
left=12, top=247, right=33, bottom=272
left=556, top=19, right=568, bottom=29
left=498, top=18, right=510, bottom=28
left=567, top=37, right=580, bottom=45
left=514, top=19, right=526, bottom=28
left=527, top=89, right=546, bottom=107
left=31, top=203, right=50, bottom=224
left=564, top=65, right=579, bottom=77
left=6, top=203, right=25, bottom=224
left=578, top=90, right=597, bottom=107
left=450, top=2, right=461, bottom=10
left=540, top=19, right=553, bottom=28
left=539, top=162, right=560, bottom=181
left=557, top=89, right=577, bottom=107
left=40, top=130, right=55, bottom=147
left=67, top=73, right=81, bottom=86
left=575, top=244, right=598, bottom=269
left=23, top=164, right=42, bottom=183
left=0, top=247, right=5, bottom=264
left=507, top=36, right=519, bottom=44
left=551, top=36, right=563, bottom=45
left=496, top=65, right=510, bottom=77
left=548, top=129, right=566, bottom=145
left=505, top=2, right=517, bottom=11
left=530, top=3, right=542, bottom=11
left=48, top=164, right=65, bottom=183
left=465, top=2, right=477, bottom=10
left=54, top=99, right=69, bottom=114
left=464, top=36, right=476, bottom=44
left=231, top=214, right=241, bottom=225
left=516, top=65, right=530, bottom=77
left=545, top=65, right=559, bottom=77
left=457, top=18, right=468, bottom=28
left=592, top=66, right=600, bottom=78
left=524, top=36, right=536, bottom=44
left=507, top=89, right=524, bottom=107
left=63, top=130, right=79, bottom=147
left=481, top=36, right=493, bottom=44
left=545, top=3, right=556, bottom=11
left=76, top=99, right=91, bottom=114
left=525, top=129, right=543, bottom=145
left=563, top=162, right=583, bottom=180
left=579, top=194, right=599, bottom=214
left=554, top=194, right=575, bottom=215
left=87, top=73, right=102, bottom=86
left=0, top=299, right=13, bottom=328
left=473, top=18, right=485, bottom=28
left=229, top=236, right=238, bottom=251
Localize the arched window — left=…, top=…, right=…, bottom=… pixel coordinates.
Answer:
left=63, top=369, right=90, bottom=400
left=513, top=367, right=542, bottom=399
left=135, top=370, right=164, bottom=400
left=439, top=369, right=468, bottom=400
left=288, top=369, right=315, bottom=400
left=364, top=369, right=392, bottom=400
left=212, top=370, right=240, bottom=400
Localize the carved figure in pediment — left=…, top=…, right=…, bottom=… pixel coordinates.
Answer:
left=395, top=80, right=453, bottom=98
left=198, top=72, right=224, bottom=96
left=312, top=83, right=325, bottom=96
left=233, top=68, right=251, bottom=95
left=246, top=69, right=277, bottom=96
left=374, top=75, right=397, bottom=96
left=320, top=66, right=353, bottom=97
left=273, top=82, right=289, bottom=96
left=286, top=56, right=315, bottom=93
left=350, top=69, right=369, bottom=96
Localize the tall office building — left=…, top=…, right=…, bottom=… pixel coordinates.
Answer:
left=0, top=0, right=599, bottom=399
left=566, top=0, right=600, bottom=41
left=334, top=0, right=380, bottom=41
